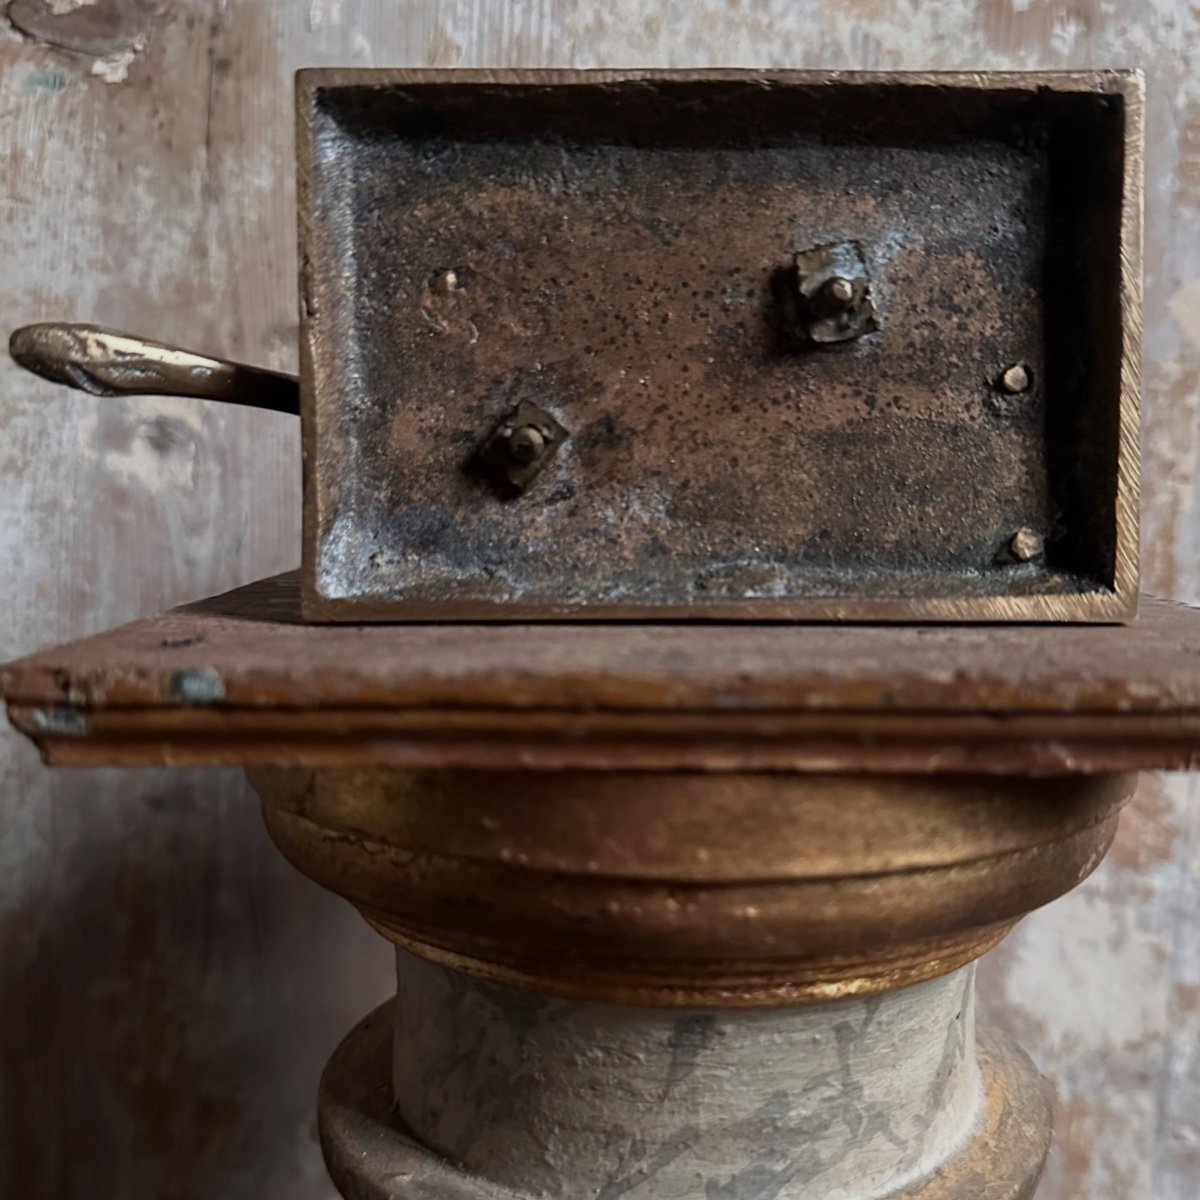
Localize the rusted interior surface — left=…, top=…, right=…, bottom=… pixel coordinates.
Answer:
left=301, top=71, right=1137, bottom=620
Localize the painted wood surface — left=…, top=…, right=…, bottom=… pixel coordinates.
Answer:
left=0, top=2, right=1198, bottom=1199
left=390, top=953, right=982, bottom=1200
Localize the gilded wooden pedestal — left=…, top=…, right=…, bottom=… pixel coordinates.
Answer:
left=248, top=766, right=1114, bottom=1199
left=8, top=575, right=1200, bottom=1198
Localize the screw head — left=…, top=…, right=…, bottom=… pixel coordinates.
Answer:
left=823, top=276, right=855, bottom=308
left=508, top=425, right=546, bottom=464
left=807, top=275, right=860, bottom=323
left=1009, top=528, right=1045, bottom=562
left=998, top=364, right=1032, bottom=395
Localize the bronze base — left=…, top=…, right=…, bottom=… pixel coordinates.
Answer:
left=319, top=1001, right=1050, bottom=1200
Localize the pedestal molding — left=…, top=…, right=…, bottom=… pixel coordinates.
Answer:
left=253, top=768, right=1132, bottom=1007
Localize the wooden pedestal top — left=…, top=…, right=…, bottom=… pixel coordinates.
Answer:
left=5, top=573, right=1200, bottom=774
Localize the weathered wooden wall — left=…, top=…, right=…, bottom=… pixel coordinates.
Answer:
left=1, top=2, right=1198, bottom=1198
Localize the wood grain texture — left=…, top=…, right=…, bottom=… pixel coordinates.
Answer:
left=9, top=575, right=1200, bottom=773
left=387, top=957, right=986, bottom=1199
left=11, top=573, right=1200, bottom=715
left=0, top=3, right=1196, bottom=1200
left=0, top=5, right=388, bottom=1200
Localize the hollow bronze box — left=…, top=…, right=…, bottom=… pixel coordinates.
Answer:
left=298, top=68, right=1142, bottom=622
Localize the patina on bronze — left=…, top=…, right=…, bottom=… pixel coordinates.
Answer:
left=472, top=399, right=568, bottom=495
left=791, top=240, right=879, bottom=345
left=9, top=322, right=299, bottom=415
left=299, top=68, right=1142, bottom=623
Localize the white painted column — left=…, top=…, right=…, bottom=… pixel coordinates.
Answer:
left=392, top=950, right=983, bottom=1200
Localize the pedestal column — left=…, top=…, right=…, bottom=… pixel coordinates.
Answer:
left=251, top=766, right=1132, bottom=1200
left=387, top=955, right=986, bottom=1199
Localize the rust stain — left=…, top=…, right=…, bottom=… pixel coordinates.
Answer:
left=1172, top=982, right=1200, bottom=1019
left=1108, top=775, right=1182, bottom=871
left=1140, top=361, right=1199, bottom=595
left=1174, top=102, right=1200, bottom=210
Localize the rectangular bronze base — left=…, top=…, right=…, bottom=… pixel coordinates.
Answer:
left=299, top=70, right=1140, bottom=622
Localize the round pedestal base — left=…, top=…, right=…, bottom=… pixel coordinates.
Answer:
left=319, top=1002, right=1051, bottom=1200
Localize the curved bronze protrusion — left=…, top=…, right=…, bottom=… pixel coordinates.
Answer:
left=9, top=323, right=299, bottom=415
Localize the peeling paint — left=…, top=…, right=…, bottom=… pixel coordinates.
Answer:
left=168, top=668, right=225, bottom=705
left=90, top=43, right=140, bottom=83
left=7, top=0, right=151, bottom=57
left=307, top=0, right=343, bottom=33
left=30, top=707, right=87, bottom=735
left=999, top=889, right=1169, bottom=1058
left=393, top=951, right=983, bottom=1200
left=23, top=65, right=67, bottom=91
left=78, top=398, right=205, bottom=495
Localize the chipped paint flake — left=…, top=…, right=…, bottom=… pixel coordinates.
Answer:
left=1050, top=10, right=1088, bottom=54
left=78, top=397, right=204, bottom=495
left=90, top=45, right=140, bottom=84
left=308, top=0, right=343, bottom=31
left=30, top=707, right=88, bottom=735
left=169, top=668, right=226, bottom=705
